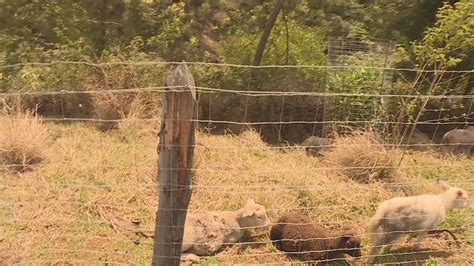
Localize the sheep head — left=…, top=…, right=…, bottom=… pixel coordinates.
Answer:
left=335, top=230, right=362, bottom=258
left=439, top=180, right=469, bottom=209
left=236, top=199, right=270, bottom=228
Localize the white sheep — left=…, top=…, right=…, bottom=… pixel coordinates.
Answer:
left=180, top=199, right=270, bottom=262
left=368, top=181, right=469, bottom=263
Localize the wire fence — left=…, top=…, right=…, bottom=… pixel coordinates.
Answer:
left=0, top=60, right=473, bottom=265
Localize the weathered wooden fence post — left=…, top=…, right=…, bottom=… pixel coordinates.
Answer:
left=152, top=62, right=197, bottom=265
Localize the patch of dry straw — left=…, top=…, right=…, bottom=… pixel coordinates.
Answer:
left=117, top=96, right=161, bottom=137
left=0, top=110, right=50, bottom=171
left=324, top=131, right=402, bottom=184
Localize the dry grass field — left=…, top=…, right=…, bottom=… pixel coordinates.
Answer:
left=0, top=114, right=473, bottom=265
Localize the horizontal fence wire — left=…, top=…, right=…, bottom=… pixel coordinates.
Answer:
left=2, top=60, right=474, bottom=73
left=0, top=228, right=467, bottom=250
left=2, top=162, right=473, bottom=172
left=1, top=85, right=474, bottom=99
left=3, top=197, right=474, bottom=214
left=2, top=117, right=472, bottom=126
left=0, top=143, right=472, bottom=155
left=3, top=117, right=471, bottom=125
left=33, top=245, right=467, bottom=260
left=1, top=138, right=471, bottom=149
left=1, top=213, right=471, bottom=233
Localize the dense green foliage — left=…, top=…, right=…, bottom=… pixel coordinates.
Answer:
left=0, top=0, right=472, bottom=142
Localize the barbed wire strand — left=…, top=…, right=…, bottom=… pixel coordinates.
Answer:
left=1, top=60, right=474, bottom=73
left=2, top=163, right=473, bottom=176
left=2, top=85, right=474, bottom=99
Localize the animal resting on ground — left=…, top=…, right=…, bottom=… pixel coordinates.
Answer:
left=301, top=136, right=332, bottom=156
left=440, top=126, right=474, bottom=156
left=368, top=180, right=469, bottom=263
left=180, top=199, right=270, bottom=262
left=270, top=214, right=361, bottom=264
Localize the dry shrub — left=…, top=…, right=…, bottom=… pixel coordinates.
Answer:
left=91, top=91, right=161, bottom=133
left=0, top=110, right=50, bottom=171
left=91, top=92, right=133, bottom=131
left=84, top=62, right=163, bottom=131
left=238, top=128, right=267, bottom=148
left=117, top=95, right=161, bottom=137
left=324, top=131, right=402, bottom=184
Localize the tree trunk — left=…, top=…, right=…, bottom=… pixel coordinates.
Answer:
left=253, top=0, right=284, bottom=66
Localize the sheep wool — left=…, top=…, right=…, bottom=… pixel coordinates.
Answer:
left=368, top=181, right=469, bottom=263
left=270, top=214, right=361, bottom=264
left=180, top=199, right=270, bottom=262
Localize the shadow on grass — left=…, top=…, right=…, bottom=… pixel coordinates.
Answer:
left=376, top=247, right=453, bottom=265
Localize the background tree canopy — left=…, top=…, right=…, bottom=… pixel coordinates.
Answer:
left=1, top=0, right=471, bottom=69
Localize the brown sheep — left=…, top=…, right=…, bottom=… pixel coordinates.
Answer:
left=270, top=214, right=361, bottom=264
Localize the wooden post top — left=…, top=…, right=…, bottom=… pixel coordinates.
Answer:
left=165, top=62, right=197, bottom=101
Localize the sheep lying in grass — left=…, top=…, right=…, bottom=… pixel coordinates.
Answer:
left=270, top=214, right=361, bottom=264
left=301, top=136, right=332, bottom=156
left=440, top=126, right=474, bottom=156
left=181, top=199, right=270, bottom=262
left=368, top=181, right=469, bottom=263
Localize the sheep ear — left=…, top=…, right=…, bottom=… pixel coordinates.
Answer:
left=242, top=211, right=253, bottom=217
left=340, top=232, right=354, bottom=239
left=340, top=225, right=353, bottom=232
left=438, top=180, right=451, bottom=190
left=338, top=235, right=352, bottom=246
left=241, top=209, right=254, bottom=217
left=246, top=199, right=255, bottom=206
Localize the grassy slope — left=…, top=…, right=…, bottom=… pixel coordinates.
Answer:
left=0, top=123, right=473, bottom=265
